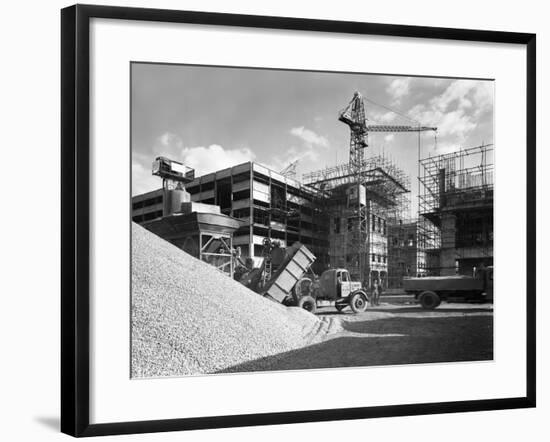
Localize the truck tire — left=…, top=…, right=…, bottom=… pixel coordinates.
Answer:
left=419, top=291, right=441, bottom=309
left=350, top=292, right=368, bottom=313
left=298, top=296, right=317, bottom=314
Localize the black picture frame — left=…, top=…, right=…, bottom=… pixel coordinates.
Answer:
left=61, top=4, right=536, bottom=437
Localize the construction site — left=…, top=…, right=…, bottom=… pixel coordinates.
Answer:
left=131, top=88, right=494, bottom=376
left=133, top=92, right=493, bottom=287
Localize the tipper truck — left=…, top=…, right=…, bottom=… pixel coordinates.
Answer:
left=402, top=265, right=493, bottom=309
left=237, top=238, right=369, bottom=314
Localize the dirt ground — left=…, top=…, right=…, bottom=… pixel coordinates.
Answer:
left=220, top=301, right=493, bottom=373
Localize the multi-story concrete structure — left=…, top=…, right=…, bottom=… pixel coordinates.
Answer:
left=132, top=157, right=414, bottom=287
left=186, top=162, right=330, bottom=272
left=132, top=189, right=164, bottom=224
left=419, top=144, right=494, bottom=276
left=387, top=221, right=427, bottom=287
left=322, top=185, right=390, bottom=286
left=132, top=162, right=330, bottom=273
left=303, top=156, right=411, bottom=288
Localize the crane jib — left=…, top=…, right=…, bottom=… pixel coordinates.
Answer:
left=365, top=125, right=438, bottom=132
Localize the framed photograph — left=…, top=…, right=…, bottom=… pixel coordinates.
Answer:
left=61, top=4, right=536, bottom=437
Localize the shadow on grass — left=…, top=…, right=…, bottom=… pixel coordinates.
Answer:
left=217, top=314, right=493, bottom=374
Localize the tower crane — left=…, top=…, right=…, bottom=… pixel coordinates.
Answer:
left=338, top=91, right=437, bottom=285
left=338, top=91, right=438, bottom=168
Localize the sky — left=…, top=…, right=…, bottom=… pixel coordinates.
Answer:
left=131, top=63, right=494, bottom=214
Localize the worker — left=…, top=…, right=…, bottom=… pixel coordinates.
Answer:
left=476, top=262, right=487, bottom=280
left=244, top=257, right=254, bottom=270
left=372, top=279, right=381, bottom=306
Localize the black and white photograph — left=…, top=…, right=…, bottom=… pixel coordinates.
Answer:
left=0, top=0, right=542, bottom=439
left=130, top=63, right=494, bottom=378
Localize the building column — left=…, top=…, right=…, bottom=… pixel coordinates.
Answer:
left=440, top=212, right=456, bottom=276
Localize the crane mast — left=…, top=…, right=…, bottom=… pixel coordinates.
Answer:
left=338, top=91, right=368, bottom=175
left=338, top=91, right=437, bottom=286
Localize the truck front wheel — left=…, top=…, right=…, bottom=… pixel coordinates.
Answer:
left=419, top=291, right=441, bottom=309
left=350, top=292, right=368, bottom=313
left=298, top=296, right=317, bottom=314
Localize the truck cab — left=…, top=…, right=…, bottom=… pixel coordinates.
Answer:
left=317, top=269, right=359, bottom=299
left=474, top=265, right=494, bottom=301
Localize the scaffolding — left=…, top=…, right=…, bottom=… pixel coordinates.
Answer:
left=303, top=154, right=412, bottom=288
left=386, top=217, right=425, bottom=287
left=303, top=154, right=411, bottom=219
left=418, top=144, right=494, bottom=276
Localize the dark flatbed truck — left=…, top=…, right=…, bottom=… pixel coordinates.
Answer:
left=402, top=266, right=493, bottom=309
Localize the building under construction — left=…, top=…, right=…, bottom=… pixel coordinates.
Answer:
left=387, top=220, right=424, bottom=287
left=133, top=161, right=331, bottom=275
left=298, top=91, right=436, bottom=288
left=132, top=155, right=413, bottom=288
left=132, top=91, right=437, bottom=289
left=418, top=144, right=494, bottom=276
left=302, top=154, right=413, bottom=288
left=132, top=93, right=494, bottom=288
left=131, top=143, right=494, bottom=287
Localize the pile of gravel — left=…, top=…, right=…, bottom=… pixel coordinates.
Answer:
left=131, top=222, right=340, bottom=378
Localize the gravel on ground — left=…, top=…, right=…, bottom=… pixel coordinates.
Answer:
left=131, top=222, right=341, bottom=378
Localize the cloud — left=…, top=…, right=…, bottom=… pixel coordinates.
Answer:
left=386, top=78, right=411, bottom=104
left=151, top=132, right=183, bottom=158
left=258, top=127, right=326, bottom=176
left=266, top=143, right=321, bottom=175
left=368, top=111, right=396, bottom=124
left=286, top=145, right=319, bottom=163
left=438, top=109, right=477, bottom=136
left=431, top=141, right=458, bottom=155
left=131, top=161, right=160, bottom=196
left=268, top=126, right=329, bottom=176
left=472, top=82, right=493, bottom=117
left=158, top=132, right=182, bottom=148
left=408, top=80, right=493, bottom=145
left=180, top=144, right=255, bottom=175
left=290, top=126, right=329, bottom=148
left=132, top=132, right=256, bottom=194
left=379, top=112, right=396, bottom=123
left=148, top=132, right=256, bottom=175
left=432, top=81, right=479, bottom=112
